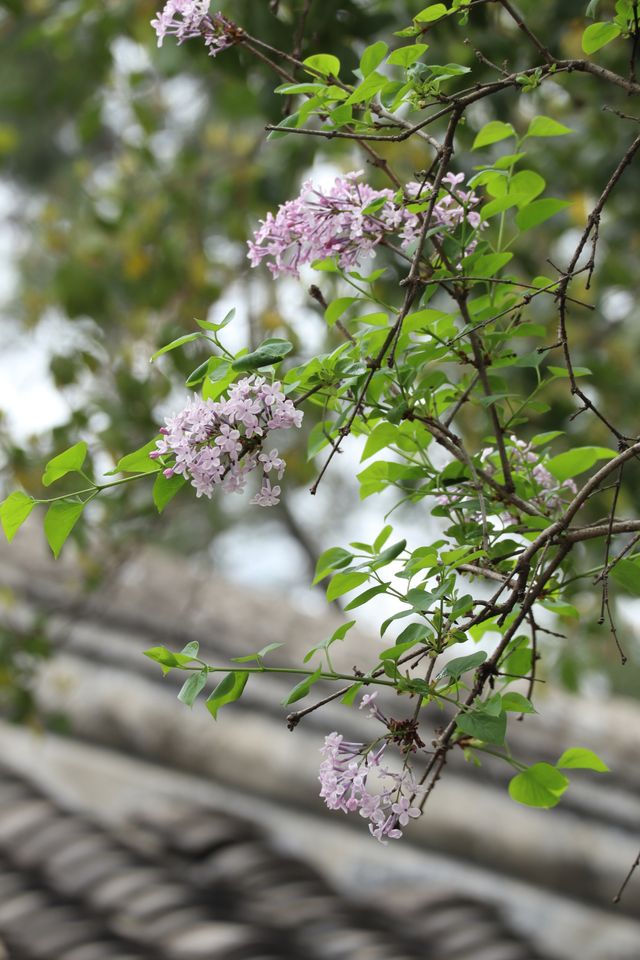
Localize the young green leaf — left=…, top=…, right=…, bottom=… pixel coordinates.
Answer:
left=232, top=338, right=293, bottom=372
left=440, top=651, right=487, bottom=680
left=150, top=332, right=203, bottom=362
left=267, top=112, right=300, bottom=140
left=206, top=671, right=249, bottom=719
left=345, top=71, right=387, bottom=105
left=326, top=571, right=369, bottom=602
left=582, top=20, right=621, bottom=54
left=556, top=748, right=609, bottom=772
left=457, top=706, right=506, bottom=745
left=610, top=559, right=640, bottom=596
left=546, top=446, right=615, bottom=482
left=508, top=763, right=569, bottom=808
left=180, top=641, right=200, bottom=659
left=501, top=692, right=536, bottom=714
left=42, top=441, right=88, bottom=487
left=515, top=198, right=571, bottom=232
left=303, top=54, right=341, bottom=78
left=177, top=669, right=208, bottom=707
left=387, top=43, right=429, bottom=67
left=344, top=583, right=389, bottom=610
left=370, top=538, right=406, bottom=570
left=414, top=3, right=448, bottom=22
left=373, top=525, right=393, bottom=552
left=116, top=439, right=162, bottom=475
left=152, top=472, right=186, bottom=513
left=313, top=546, right=353, bottom=584
left=282, top=667, right=322, bottom=705
left=341, top=682, right=364, bottom=706
left=232, top=641, right=286, bottom=663
left=325, top=297, right=357, bottom=327
left=44, top=499, right=85, bottom=558
left=360, top=41, right=388, bottom=76
left=525, top=115, right=573, bottom=138
left=472, top=121, right=515, bottom=150
left=0, top=491, right=35, bottom=543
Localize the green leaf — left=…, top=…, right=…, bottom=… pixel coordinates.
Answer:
left=273, top=82, right=322, bottom=95
left=303, top=54, right=341, bottom=78
left=361, top=423, right=400, bottom=461
left=381, top=639, right=421, bottom=661
left=440, top=651, right=487, bottom=680
left=371, top=538, right=406, bottom=570
left=313, top=546, right=353, bottom=584
left=150, top=332, right=203, bottom=362
left=469, top=252, right=513, bottom=277
left=525, top=115, right=574, bottom=138
left=0, top=492, right=35, bottom=542
left=373, top=525, right=393, bottom=552
left=582, top=20, right=621, bottom=54
left=515, top=198, right=571, bottom=231
left=152, top=472, right=186, bottom=513
left=44, top=499, right=85, bottom=558
left=326, top=571, right=369, bottom=602
left=396, top=622, right=430, bottom=645
left=556, top=747, right=609, bottom=772
left=232, top=641, right=285, bottom=663
left=42, top=441, right=88, bottom=487
left=405, top=587, right=437, bottom=613
left=266, top=112, right=300, bottom=140
left=144, top=645, right=201, bottom=674
left=232, top=338, right=293, bottom=371
left=180, top=641, right=200, bottom=659
left=177, top=669, right=208, bottom=707
left=457, top=706, right=506, bottom=745
left=341, top=682, right=364, bottom=706
left=546, top=446, right=615, bottom=482
left=185, top=358, right=211, bottom=387
left=501, top=692, right=536, bottom=714
left=387, top=43, right=429, bottom=67
left=202, top=363, right=235, bottom=401
left=472, top=121, right=515, bottom=150
left=610, top=558, right=640, bottom=596
left=144, top=646, right=182, bottom=671
left=206, top=671, right=248, bottom=719
left=360, top=41, right=388, bottom=76
left=510, top=169, right=546, bottom=206
left=282, top=667, right=322, bottom=705
left=414, top=3, right=448, bottom=22
left=325, top=297, right=357, bottom=326
left=345, top=71, right=387, bottom=105
left=508, top=763, right=569, bottom=808
left=344, top=583, right=389, bottom=610
left=116, top=439, right=162, bottom=475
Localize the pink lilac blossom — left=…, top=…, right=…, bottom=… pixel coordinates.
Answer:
left=319, top=694, right=423, bottom=843
left=150, top=376, right=302, bottom=506
left=151, top=2, right=239, bottom=57
left=509, top=437, right=577, bottom=508
left=248, top=170, right=484, bottom=278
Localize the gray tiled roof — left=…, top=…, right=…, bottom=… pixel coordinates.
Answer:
left=0, top=764, right=551, bottom=960
left=1, top=534, right=639, bottom=959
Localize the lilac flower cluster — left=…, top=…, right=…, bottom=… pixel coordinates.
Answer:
left=151, top=2, right=239, bottom=57
left=248, top=170, right=483, bottom=278
left=150, top=376, right=302, bottom=506
left=509, top=438, right=577, bottom=509
left=318, top=694, right=422, bottom=843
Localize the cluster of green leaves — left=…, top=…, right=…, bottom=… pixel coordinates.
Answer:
left=583, top=0, right=639, bottom=53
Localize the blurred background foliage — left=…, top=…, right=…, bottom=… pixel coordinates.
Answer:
left=2, top=0, right=640, bottom=718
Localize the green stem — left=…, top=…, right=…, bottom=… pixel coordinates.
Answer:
left=35, top=471, right=157, bottom=505
left=183, top=662, right=398, bottom=686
